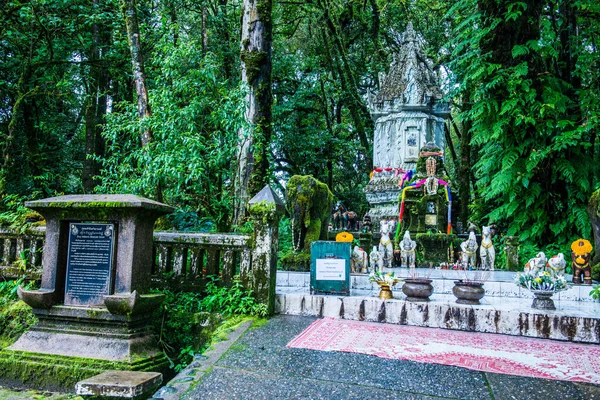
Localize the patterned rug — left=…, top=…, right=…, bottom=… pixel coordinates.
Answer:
left=287, top=318, right=600, bottom=383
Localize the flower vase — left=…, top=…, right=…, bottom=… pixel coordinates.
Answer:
left=376, top=282, right=394, bottom=300
left=531, top=290, right=556, bottom=310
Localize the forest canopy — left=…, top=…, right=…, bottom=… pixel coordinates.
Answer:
left=0, top=0, right=598, bottom=247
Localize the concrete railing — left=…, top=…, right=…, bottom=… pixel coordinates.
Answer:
left=152, top=231, right=252, bottom=284
left=0, top=228, right=251, bottom=284
left=0, top=186, right=284, bottom=314
left=0, top=228, right=45, bottom=277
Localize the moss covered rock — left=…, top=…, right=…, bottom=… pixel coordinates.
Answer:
left=286, top=175, right=333, bottom=254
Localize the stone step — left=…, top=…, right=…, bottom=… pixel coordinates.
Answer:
left=276, top=270, right=596, bottom=302
left=275, top=291, right=600, bottom=344
left=76, top=370, right=162, bottom=399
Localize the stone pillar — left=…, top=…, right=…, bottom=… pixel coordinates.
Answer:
left=504, top=236, right=520, bottom=271
left=247, top=185, right=284, bottom=315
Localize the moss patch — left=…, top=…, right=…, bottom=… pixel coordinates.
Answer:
left=280, top=252, right=311, bottom=271
left=285, top=175, right=333, bottom=254
left=0, top=350, right=169, bottom=393
left=416, top=233, right=457, bottom=266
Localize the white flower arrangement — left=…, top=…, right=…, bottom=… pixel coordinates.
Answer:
left=369, top=270, right=402, bottom=287
left=514, top=270, right=568, bottom=293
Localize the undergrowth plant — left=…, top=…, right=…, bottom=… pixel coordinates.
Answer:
left=151, top=275, right=268, bottom=371
left=0, top=278, right=38, bottom=348
left=201, top=276, right=268, bottom=317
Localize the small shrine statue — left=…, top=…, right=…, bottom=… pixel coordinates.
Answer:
left=524, top=252, right=546, bottom=275
left=361, top=214, right=372, bottom=233
left=351, top=246, right=368, bottom=274
left=399, top=230, right=417, bottom=274
left=393, top=248, right=402, bottom=267
left=424, top=157, right=439, bottom=196
left=467, top=221, right=479, bottom=234
left=369, top=246, right=382, bottom=273
left=480, top=226, right=495, bottom=271
left=379, top=220, right=394, bottom=269
left=546, top=253, right=566, bottom=278
left=571, top=239, right=593, bottom=285
left=460, top=232, right=478, bottom=269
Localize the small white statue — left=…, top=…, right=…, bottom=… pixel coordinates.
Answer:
left=460, top=231, right=478, bottom=269
left=379, top=220, right=394, bottom=270
left=480, top=226, right=495, bottom=271
left=524, top=252, right=547, bottom=275
left=351, top=246, right=368, bottom=274
left=369, top=246, right=382, bottom=273
left=400, top=230, right=417, bottom=274
left=546, top=253, right=566, bottom=278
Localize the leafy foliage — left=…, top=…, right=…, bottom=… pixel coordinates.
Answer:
left=96, top=43, right=247, bottom=231
left=0, top=278, right=38, bottom=348
left=200, top=276, right=268, bottom=317
left=446, top=0, right=599, bottom=247
left=151, top=275, right=267, bottom=370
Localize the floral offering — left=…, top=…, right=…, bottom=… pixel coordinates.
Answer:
left=514, top=270, right=568, bottom=293
left=369, top=270, right=402, bottom=286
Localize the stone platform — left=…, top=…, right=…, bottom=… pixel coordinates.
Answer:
left=275, top=270, right=600, bottom=343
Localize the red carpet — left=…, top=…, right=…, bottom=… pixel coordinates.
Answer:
left=287, top=318, right=600, bottom=383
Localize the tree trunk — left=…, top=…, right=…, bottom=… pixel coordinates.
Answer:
left=121, top=0, right=153, bottom=147
left=234, top=0, right=273, bottom=226
left=121, top=0, right=163, bottom=202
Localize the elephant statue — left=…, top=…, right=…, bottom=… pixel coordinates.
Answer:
left=546, top=253, right=566, bottom=278
left=460, top=231, right=478, bottom=269
left=571, top=239, right=592, bottom=285
left=369, top=246, right=382, bottom=273
left=286, top=175, right=333, bottom=253
left=524, top=252, right=546, bottom=275
left=351, top=246, right=368, bottom=274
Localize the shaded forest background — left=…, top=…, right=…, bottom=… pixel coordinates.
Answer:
left=1, top=0, right=599, bottom=250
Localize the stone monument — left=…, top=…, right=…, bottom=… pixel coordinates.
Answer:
left=364, top=22, right=450, bottom=229
left=3, top=194, right=173, bottom=390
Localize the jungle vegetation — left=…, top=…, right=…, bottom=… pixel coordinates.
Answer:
left=0, top=0, right=599, bottom=250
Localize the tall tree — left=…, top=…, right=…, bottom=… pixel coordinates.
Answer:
left=234, top=0, right=273, bottom=226
left=121, top=0, right=153, bottom=147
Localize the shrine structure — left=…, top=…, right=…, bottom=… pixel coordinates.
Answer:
left=364, top=22, right=450, bottom=231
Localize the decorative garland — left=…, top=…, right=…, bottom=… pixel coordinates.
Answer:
left=369, top=167, right=406, bottom=180
left=395, top=178, right=453, bottom=239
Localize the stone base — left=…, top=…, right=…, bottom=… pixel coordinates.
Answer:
left=276, top=292, right=600, bottom=343
left=0, top=349, right=169, bottom=392
left=9, top=305, right=162, bottom=362
left=76, top=370, right=162, bottom=399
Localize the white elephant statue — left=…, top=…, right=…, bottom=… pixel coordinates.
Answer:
left=369, top=246, right=382, bottom=273
left=461, top=231, right=478, bottom=269
left=351, top=246, right=368, bottom=274
left=546, top=253, right=566, bottom=278
left=524, top=252, right=547, bottom=275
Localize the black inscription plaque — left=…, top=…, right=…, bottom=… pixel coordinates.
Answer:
left=64, top=222, right=115, bottom=306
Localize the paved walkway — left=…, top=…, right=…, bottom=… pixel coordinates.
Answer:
left=179, top=315, right=600, bottom=400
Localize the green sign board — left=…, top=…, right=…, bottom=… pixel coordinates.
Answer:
left=310, top=241, right=351, bottom=295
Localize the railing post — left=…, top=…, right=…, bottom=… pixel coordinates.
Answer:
left=247, top=185, right=285, bottom=315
